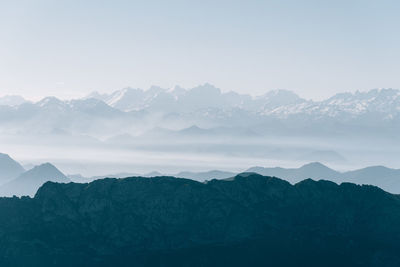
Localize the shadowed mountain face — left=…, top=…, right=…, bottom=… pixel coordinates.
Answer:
left=0, top=153, right=25, bottom=184
left=1, top=174, right=400, bottom=266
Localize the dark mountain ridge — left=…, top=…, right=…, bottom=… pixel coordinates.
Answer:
left=1, top=174, right=400, bottom=266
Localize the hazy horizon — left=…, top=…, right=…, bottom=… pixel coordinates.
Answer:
left=1, top=83, right=399, bottom=102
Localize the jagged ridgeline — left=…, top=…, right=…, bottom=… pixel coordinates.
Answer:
left=1, top=174, right=400, bottom=266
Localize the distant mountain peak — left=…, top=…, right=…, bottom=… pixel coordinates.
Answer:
left=35, top=162, right=57, bottom=169
left=300, top=162, right=330, bottom=169
left=298, top=162, right=339, bottom=176
left=69, top=98, right=117, bottom=112
left=147, top=85, right=167, bottom=94
left=86, top=91, right=105, bottom=99
left=264, top=89, right=300, bottom=98
left=0, top=153, right=25, bottom=183
left=21, top=162, right=68, bottom=182
left=179, top=125, right=207, bottom=135
left=0, top=162, right=69, bottom=197
left=363, top=165, right=390, bottom=170
left=327, top=88, right=400, bottom=104
left=36, top=97, right=66, bottom=110
left=190, top=83, right=221, bottom=94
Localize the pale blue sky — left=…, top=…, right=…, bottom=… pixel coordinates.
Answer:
left=1, top=0, right=399, bottom=100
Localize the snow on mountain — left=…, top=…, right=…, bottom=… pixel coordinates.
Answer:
left=88, top=86, right=168, bottom=112
left=0, top=96, right=129, bottom=137
left=256, top=89, right=306, bottom=110
left=37, top=96, right=68, bottom=111
left=3, top=86, right=400, bottom=121
left=2, top=85, right=400, bottom=138
left=87, top=85, right=400, bottom=121
left=260, top=88, right=400, bottom=119
left=88, top=84, right=256, bottom=112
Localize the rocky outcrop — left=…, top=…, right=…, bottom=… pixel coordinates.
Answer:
left=0, top=174, right=400, bottom=266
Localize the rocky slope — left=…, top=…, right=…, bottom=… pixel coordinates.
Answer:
left=0, top=174, right=400, bottom=266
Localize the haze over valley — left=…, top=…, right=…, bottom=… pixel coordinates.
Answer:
left=1, top=84, right=400, bottom=177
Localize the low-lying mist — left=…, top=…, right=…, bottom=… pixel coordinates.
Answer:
left=1, top=131, right=398, bottom=177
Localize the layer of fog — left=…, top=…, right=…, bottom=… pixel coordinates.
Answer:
left=2, top=132, right=399, bottom=177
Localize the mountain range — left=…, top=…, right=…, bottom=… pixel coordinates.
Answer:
left=0, top=174, right=400, bottom=266
left=1, top=84, right=400, bottom=173
left=3, top=152, right=400, bottom=196
left=246, top=162, right=400, bottom=193
left=87, top=84, right=400, bottom=120
left=84, top=162, right=400, bottom=194
left=1, top=85, right=400, bottom=136
left=69, top=161, right=400, bottom=194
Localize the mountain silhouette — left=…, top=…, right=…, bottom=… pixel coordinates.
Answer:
left=246, top=162, right=340, bottom=183
left=297, top=162, right=341, bottom=179
left=0, top=163, right=69, bottom=196
left=341, top=166, right=400, bottom=192
left=66, top=163, right=400, bottom=193
left=0, top=174, right=399, bottom=266
left=0, top=153, right=25, bottom=184
left=246, top=162, right=400, bottom=193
